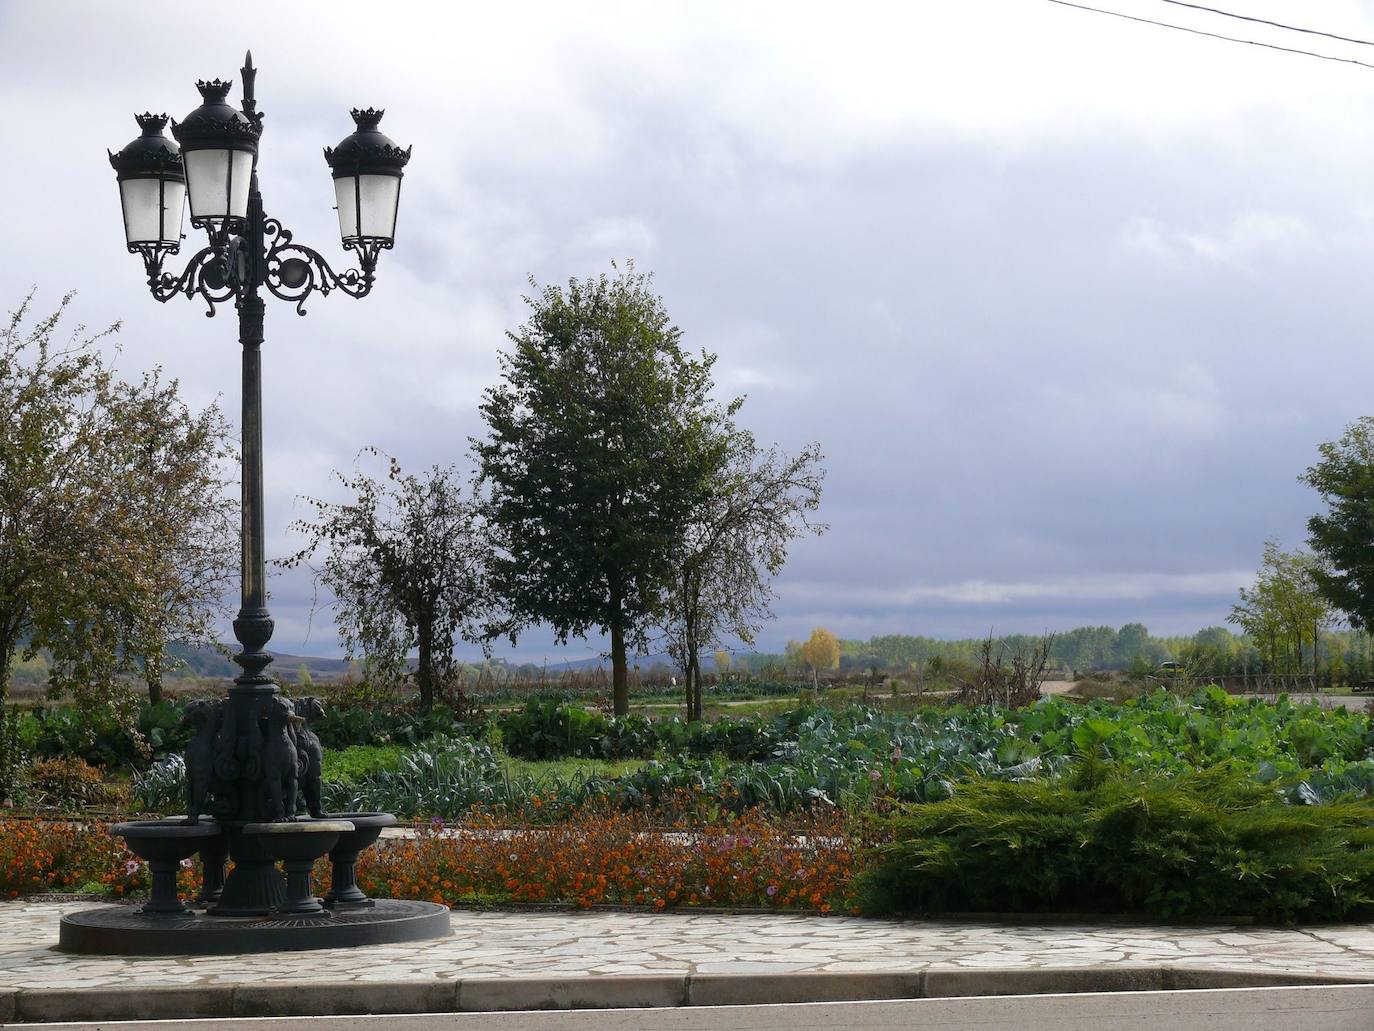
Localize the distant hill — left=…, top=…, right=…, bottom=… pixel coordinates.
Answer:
left=7, top=641, right=357, bottom=690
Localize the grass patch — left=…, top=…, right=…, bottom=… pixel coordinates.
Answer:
left=321, top=743, right=409, bottom=785
left=499, top=755, right=647, bottom=781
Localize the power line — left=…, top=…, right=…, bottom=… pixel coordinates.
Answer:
left=1043, top=0, right=1374, bottom=71
left=1155, top=0, right=1374, bottom=49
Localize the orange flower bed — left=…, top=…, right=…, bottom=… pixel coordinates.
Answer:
left=0, top=820, right=145, bottom=898
left=353, top=802, right=857, bottom=913
left=0, top=805, right=859, bottom=914
left=0, top=820, right=208, bottom=900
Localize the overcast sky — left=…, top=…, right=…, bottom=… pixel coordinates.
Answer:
left=5, top=0, right=1374, bottom=662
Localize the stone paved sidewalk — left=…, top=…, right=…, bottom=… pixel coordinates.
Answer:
left=4, top=900, right=1374, bottom=990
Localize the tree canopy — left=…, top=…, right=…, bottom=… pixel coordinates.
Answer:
left=0, top=292, right=233, bottom=722
left=1302, top=416, right=1374, bottom=632
left=474, top=266, right=733, bottom=713
left=284, top=451, right=497, bottom=712
left=659, top=430, right=825, bottom=719
left=1228, top=540, right=1335, bottom=676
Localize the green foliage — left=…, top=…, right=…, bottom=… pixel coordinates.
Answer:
left=1229, top=541, right=1333, bottom=675
left=498, top=699, right=657, bottom=760
left=837, top=625, right=1173, bottom=674
left=0, top=708, right=29, bottom=804
left=22, top=697, right=195, bottom=769
left=30, top=701, right=151, bottom=767
left=137, top=700, right=194, bottom=756
left=856, top=767, right=1374, bottom=923
left=282, top=452, right=497, bottom=712
left=132, top=754, right=184, bottom=814
left=475, top=264, right=735, bottom=714
left=312, top=702, right=479, bottom=750
left=322, top=736, right=510, bottom=816
left=320, top=744, right=408, bottom=786
left=1303, top=416, right=1374, bottom=632
left=0, top=293, right=234, bottom=719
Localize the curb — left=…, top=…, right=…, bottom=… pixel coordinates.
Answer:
left=3, top=967, right=1371, bottom=1023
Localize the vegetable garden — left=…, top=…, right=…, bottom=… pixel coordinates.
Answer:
left=9, top=686, right=1374, bottom=922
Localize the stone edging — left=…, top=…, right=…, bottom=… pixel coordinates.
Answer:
left=3, top=967, right=1371, bottom=1024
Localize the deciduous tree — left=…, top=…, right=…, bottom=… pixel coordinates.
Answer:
left=474, top=266, right=730, bottom=714
left=0, top=293, right=234, bottom=725
left=116, top=370, right=235, bottom=704
left=1303, top=417, right=1374, bottom=632
left=284, top=452, right=497, bottom=713
left=1228, top=541, right=1334, bottom=676
left=799, top=627, right=840, bottom=690
left=658, top=432, right=825, bottom=719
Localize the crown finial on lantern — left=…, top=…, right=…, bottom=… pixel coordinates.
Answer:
left=135, top=112, right=170, bottom=135
left=350, top=108, right=385, bottom=131
left=195, top=79, right=234, bottom=103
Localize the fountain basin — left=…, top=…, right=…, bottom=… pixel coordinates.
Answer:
left=242, top=819, right=354, bottom=916
left=112, top=820, right=224, bottom=915
left=322, top=812, right=397, bottom=908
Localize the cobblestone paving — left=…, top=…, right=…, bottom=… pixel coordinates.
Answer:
left=2, top=901, right=1373, bottom=989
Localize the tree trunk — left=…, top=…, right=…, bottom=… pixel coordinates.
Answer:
left=0, top=631, right=12, bottom=713
left=0, top=633, right=12, bottom=743
left=417, top=626, right=434, bottom=711
left=610, top=617, right=628, bottom=716
left=145, top=673, right=164, bottom=707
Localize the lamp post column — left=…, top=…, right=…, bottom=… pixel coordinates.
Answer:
left=214, top=173, right=289, bottom=915
left=231, top=172, right=274, bottom=695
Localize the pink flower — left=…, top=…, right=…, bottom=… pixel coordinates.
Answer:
left=868, top=768, right=882, bottom=782
left=180, top=858, right=194, bottom=870
left=766, top=885, right=778, bottom=896
left=123, top=860, right=140, bottom=876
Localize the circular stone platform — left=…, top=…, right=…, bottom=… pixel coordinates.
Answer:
left=58, top=899, right=450, bottom=955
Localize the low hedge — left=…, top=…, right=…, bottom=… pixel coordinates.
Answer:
left=855, top=765, right=1374, bottom=923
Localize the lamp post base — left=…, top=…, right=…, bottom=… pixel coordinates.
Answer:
left=59, top=899, right=450, bottom=955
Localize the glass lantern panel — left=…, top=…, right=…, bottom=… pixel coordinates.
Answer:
left=228, top=150, right=253, bottom=220
left=335, top=174, right=400, bottom=242
left=160, top=180, right=186, bottom=245
left=358, top=174, right=400, bottom=240
left=184, top=149, right=232, bottom=218
left=333, top=175, right=359, bottom=241
left=185, top=149, right=253, bottom=220
left=119, top=178, right=164, bottom=245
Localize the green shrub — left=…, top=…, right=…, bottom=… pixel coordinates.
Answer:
left=30, top=757, right=121, bottom=812
left=138, top=700, right=194, bottom=756
left=0, top=708, right=29, bottom=805
left=313, top=703, right=478, bottom=750
left=322, top=736, right=510, bottom=815
left=321, top=744, right=408, bottom=785
left=856, top=766, right=1374, bottom=923
left=31, top=704, right=150, bottom=767
left=132, top=755, right=185, bottom=815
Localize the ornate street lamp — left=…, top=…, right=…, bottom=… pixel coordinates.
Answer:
left=65, top=53, right=444, bottom=954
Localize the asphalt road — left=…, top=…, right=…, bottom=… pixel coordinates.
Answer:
left=26, top=985, right=1374, bottom=1031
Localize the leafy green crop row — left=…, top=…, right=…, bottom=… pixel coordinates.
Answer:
left=132, top=688, right=1374, bottom=821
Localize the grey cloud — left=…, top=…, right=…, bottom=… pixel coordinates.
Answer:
left=4, top=2, right=1373, bottom=660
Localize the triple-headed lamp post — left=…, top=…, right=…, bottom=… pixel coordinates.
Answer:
left=107, top=52, right=410, bottom=703
left=101, top=53, right=413, bottom=920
